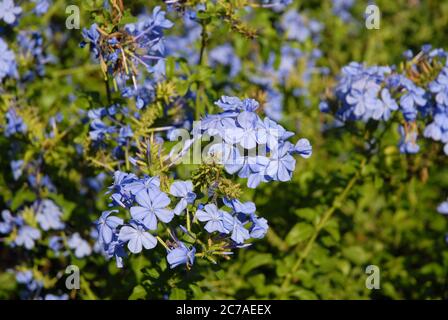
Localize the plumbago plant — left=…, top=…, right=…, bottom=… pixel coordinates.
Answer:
left=79, top=1, right=312, bottom=283
left=95, top=95, right=312, bottom=270
left=321, top=45, right=448, bottom=211
left=0, top=0, right=447, bottom=300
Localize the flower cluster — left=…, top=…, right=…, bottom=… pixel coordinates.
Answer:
left=280, top=9, right=322, bottom=43
left=332, top=0, right=355, bottom=22
left=95, top=171, right=271, bottom=269
left=93, top=95, right=311, bottom=270
left=424, top=66, right=448, bottom=154
left=322, top=45, right=448, bottom=155
left=15, top=270, right=68, bottom=300
left=31, top=0, right=51, bottom=16
left=1, top=29, right=52, bottom=84
left=0, top=199, right=68, bottom=250
left=4, top=108, right=27, bottom=137
left=95, top=173, right=196, bottom=268
left=80, top=6, right=173, bottom=93
left=198, top=96, right=312, bottom=188
left=17, top=31, right=53, bottom=81
left=86, top=104, right=134, bottom=148
left=209, top=44, right=242, bottom=78
left=0, top=38, right=18, bottom=81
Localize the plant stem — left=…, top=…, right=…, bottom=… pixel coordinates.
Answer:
left=195, top=21, right=208, bottom=120
left=157, top=236, right=169, bottom=250
left=279, top=158, right=366, bottom=296
left=105, top=78, right=112, bottom=105
left=186, top=208, right=191, bottom=232
left=266, top=228, right=288, bottom=252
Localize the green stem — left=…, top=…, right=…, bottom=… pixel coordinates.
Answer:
left=105, top=79, right=112, bottom=105
left=279, top=158, right=367, bottom=297
left=157, top=236, right=169, bottom=250
left=186, top=208, right=191, bottom=232
left=266, top=228, right=288, bottom=252
left=195, top=21, right=208, bottom=120
left=80, top=275, right=97, bottom=300
left=124, top=141, right=130, bottom=171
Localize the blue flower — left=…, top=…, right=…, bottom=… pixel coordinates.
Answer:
left=48, top=236, right=64, bottom=254
left=209, top=44, right=241, bottom=78
left=261, top=0, right=292, bottom=11
left=130, top=189, right=173, bottom=230
left=16, top=270, right=43, bottom=293
left=96, top=210, right=123, bottom=244
left=201, top=113, right=237, bottom=137
left=429, top=67, right=448, bottom=107
left=250, top=214, right=269, bottom=239
left=118, top=125, right=133, bottom=145
left=108, top=171, right=138, bottom=207
left=424, top=105, right=448, bottom=154
left=124, top=6, right=173, bottom=70
left=86, top=172, right=107, bottom=192
left=17, top=31, right=50, bottom=80
left=167, top=241, right=196, bottom=269
left=170, top=180, right=196, bottom=215
left=399, top=79, right=427, bottom=121
left=281, top=9, right=322, bottom=43
left=4, top=108, right=27, bottom=137
left=103, top=235, right=127, bottom=268
left=0, top=0, right=22, bottom=25
left=256, top=117, right=285, bottom=149
left=230, top=111, right=259, bottom=149
left=67, top=233, right=92, bottom=258
left=437, top=200, right=448, bottom=215
left=223, top=198, right=256, bottom=215
left=215, top=96, right=244, bottom=111
left=89, top=119, right=115, bottom=141
left=10, top=160, right=24, bottom=180
left=0, top=38, right=17, bottom=81
left=195, top=204, right=227, bottom=233
left=265, top=142, right=296, bottom=182
left=223, top=215, right=250, bottom=244
left=0, top=209, right=20, bottom=234
left=332, top=0, right=354, bottom=22
left=35, top=199, right=65, bottom=231
left=122, top=175, right=160, bottom=196
left=15, top=226, right=41, bottom=250
left=264, top=90, right=284, bottom=121
left=246, top=156, right=270, bottom=188
left=80, top=24, right=100, bottom=58
left=379, top=88, right=399, bottom=120
left=398, top=125, right=420, bottom=154
left=44, top=294, right=69, bottom=300
left=118, top=220, right=157, bottom=254
left=424, top=122, right=442, bottom=141
left=293, top=138, right=313, bottom=158
left=345, top=87, right=381, bottom=118
left=31, top=0, right=51, bottom=16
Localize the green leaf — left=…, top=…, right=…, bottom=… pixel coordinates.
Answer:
left=290, top=289, right=318, bottom=300
left=342, top=246, right=369, bottom=265
left=11, top=188, right=36, bottom=211
left=285, top=223, right=314, bottom=246
left=170, top=288, right=187, bottom=300
left=294, top=208, right=318, bottom=222
left=189, top=284, right=204, bottom=298
left=129, top=285, right=147, bottom=300
left=240, top=253, right=273, bottom=275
